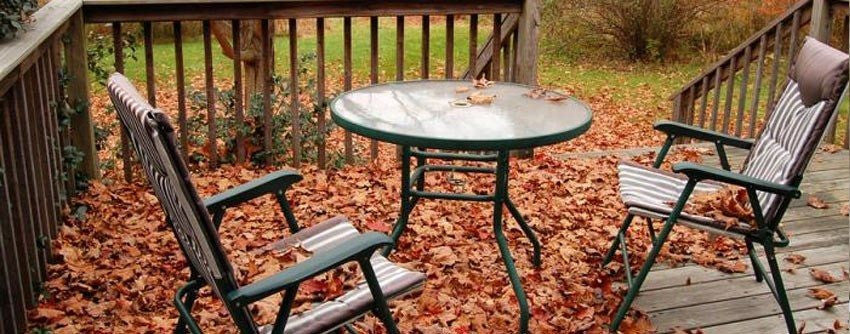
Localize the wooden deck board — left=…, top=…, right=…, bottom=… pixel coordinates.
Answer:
left=559, top=146, right=849, bottom=333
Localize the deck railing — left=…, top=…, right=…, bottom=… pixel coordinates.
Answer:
left=0, top=0, right=540, bottom=331
left=82, top=0, right=539, bottom=181
left=0, top=0, right=94, bottom=331
left=670, top=0, right=850, bottom=146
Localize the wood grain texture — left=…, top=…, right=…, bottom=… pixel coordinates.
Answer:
left=289, top=19, right=302, bottom=167
left=83, top=0, right=522, bottom=22
left=64, top=10, right=99, bottom=179
left=316, top=18, right=326, bottom=168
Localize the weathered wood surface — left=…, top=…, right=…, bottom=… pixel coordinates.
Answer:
left=562, top=146, right=849, bottom=333
left=82, top=0, right=522, bottom=22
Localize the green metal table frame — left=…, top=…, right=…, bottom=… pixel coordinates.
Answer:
left=381, top=146, right=541, bottom=334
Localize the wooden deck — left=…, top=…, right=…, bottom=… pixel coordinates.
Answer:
left=562, top=145, right=849, bottom=333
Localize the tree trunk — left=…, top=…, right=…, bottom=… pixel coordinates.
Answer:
left=211, top=20, right=270, bottom=96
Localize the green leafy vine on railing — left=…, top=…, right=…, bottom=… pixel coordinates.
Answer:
left=0, top=0, right=36, bottom=40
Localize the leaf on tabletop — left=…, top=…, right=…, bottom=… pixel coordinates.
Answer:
left=524, top=87, right=547, bottom=99
left=807, top=196, right=829, bottom=209
left=545, top=94, right=569, bottom=102
left=467, top=91, right=496, bottom=105
left=455, top=86, right=471, bottom=93
left=472, top=74, right=494, bottom=89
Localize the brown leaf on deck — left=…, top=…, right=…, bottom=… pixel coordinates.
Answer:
left=785, top=253, right=807, bottom=265
left=810, top=268, right=843, bottom=283
left=840, top=203, right=849, bottom=216
left=807, top=287, right=836, bottom=300
left=717, top=260, right=747, bottom=273
left=806, top=196, right=829, bottom=209
left=817, top=295, right=838, bottom=310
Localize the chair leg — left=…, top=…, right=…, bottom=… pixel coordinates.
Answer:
left=610, top=180, right=695, bottom=332
left=745, top=240, right=763, bottom=282
left=764, top=241, right=797, bottom=334
left=603, top=214, right=635, bottom=267
left=358, top=258, right=400, bottom=334
left=174, top=289, right=198, bottom=334
left=609, top=217, right=677, bottom=332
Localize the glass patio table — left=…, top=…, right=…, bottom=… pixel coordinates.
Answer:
left=330, top=80, right=592, bottom=333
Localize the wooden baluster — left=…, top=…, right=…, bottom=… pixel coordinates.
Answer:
left=396, top=16, right=405, bottom=82
left=491, top=13, right=501, bottom=81
left=3, top=85, right=36, bottom=308
left=445, top=15, right=454, bottom=79
left=750, top=35, right=767, bottom=138
left=787, top=11, right=800, bottom=73
left=735, top=46, right=751, bottom=137
left=20, top=69, right=47, bottom=283
left=316, top=18, right=326, bottom=168
left=174, top=21, right=189, bottom=162
left=766, top=23, right=783, bottom=117
left=422, top=15, right=430, bottom=79
left=722, top=56, right=736, bottom=134
left=510, top=31, right=519, bottom=82
left=143, top=22, right=156, bottom=107
left=343, top=17, right=353, bottom=163
left=113, top=22, right=132, bottom=182
left=289, top=19, right=302, bottom=167
left=710, top=67, right=722, bottom=131
left=685, top=86, right=695, bottom=128
left=369, top=17, right=379, bottom=160
left=203, top=21, right=218, bottom=167
left=502, top=31, right=511, bottom=81
left=468, top=14, right=478, bottom=79
left=43, top=45, right=64, bottom=226
left=47, top=42, right=66, bottom=209
left=34, top=57, right=57, bottom=244
left=232, top=20, right=245, bottom=163
left=697, top=77, right=708, bottom=128
left=65, top=10, right=98, bottom=180
left=261, top=19, right=272, bottom=164
left=0, top=90, right=25, bottom=333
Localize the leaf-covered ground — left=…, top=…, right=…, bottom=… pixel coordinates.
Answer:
left=31, top=78, right=759, bottom=333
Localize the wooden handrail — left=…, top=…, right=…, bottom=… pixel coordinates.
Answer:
left=669, top=0, right=813, bottom=100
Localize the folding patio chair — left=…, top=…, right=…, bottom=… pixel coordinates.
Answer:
left=603, top=37, right=849, bottom=333
left=107, top=73, right=426, bottom=334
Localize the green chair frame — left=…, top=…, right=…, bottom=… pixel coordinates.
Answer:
left=604, top=122, right=803, bottom=333
left=173, top=170, right=400, bottom=334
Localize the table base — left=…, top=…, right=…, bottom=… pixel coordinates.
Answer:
left=382, top=147, right=541, bottom=334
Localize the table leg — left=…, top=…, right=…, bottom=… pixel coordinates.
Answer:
left=505, top=198, right=542, bottom=267
left=494, top=150, right=530, bottom=334
left=384, top=146, right=414, bottom=257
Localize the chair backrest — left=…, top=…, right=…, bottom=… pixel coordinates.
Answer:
left=742, top=37, right=849, bottom=223
left=107, top=73, right=239, bottom=301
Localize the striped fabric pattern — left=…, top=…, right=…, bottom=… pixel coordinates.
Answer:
left=261, top=217, right=426, bottom=334
left=741, top=81, right=826, bottom=222
left=618, top=79, right=832, bottom=235
left=107, top=73, right=236, bottom=299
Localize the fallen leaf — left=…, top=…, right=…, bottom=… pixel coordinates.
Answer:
left=840, top=203, right=849, bottom=216
left=524, top=87, right=547, bottom=99
left=807, top=196, right=829, bottom=209
left=472, top=74, right=494, bottom=89
left=785, top=253, right=806, bottom=265
left=545, top=95, right=569, bottom=102
left=455, top=86, right=470, bottom=93
left=821, top=144, right=842, bottom=153
left=717, top=260, right=747, bottom=273
left=818, top=295, right=838, bottom=310
left=798, top=320, right=807, bottom=334
left=467, top=91, right=496, bottom=105
left=810, top=268, right=843, bottom=283
left=807, top=287, right=835, bottom=300
left=834, top=319, right=847, bottom=330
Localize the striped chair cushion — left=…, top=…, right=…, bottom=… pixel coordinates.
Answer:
left=107, top=73, right=239, bottom=300
left=259, top=216, right=426, bottom=334
left=618, top=161, right=758, bottom=235
left=741, top=81, right=827, bottom=223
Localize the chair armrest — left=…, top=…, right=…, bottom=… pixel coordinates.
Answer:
left=672, top=162, right=801, bottom=198
left=655, top=120, right=754, bottom=149
left=204, top=169, right=303, bottom=211
left=227, top=232, right=393, bottom=305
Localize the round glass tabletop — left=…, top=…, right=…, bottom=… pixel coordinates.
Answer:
left=330, top=80, right=593, bottom=150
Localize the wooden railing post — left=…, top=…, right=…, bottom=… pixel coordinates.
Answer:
left=515, top=0, right=540, bottom=87
left=514, top=0, right=541, bottom=158
left=64, top=10, right=99, bottom=180
left=811, top=0, right=838, bottom=143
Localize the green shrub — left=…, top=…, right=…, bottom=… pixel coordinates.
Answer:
left=0, top=0, right=37, bottom=40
